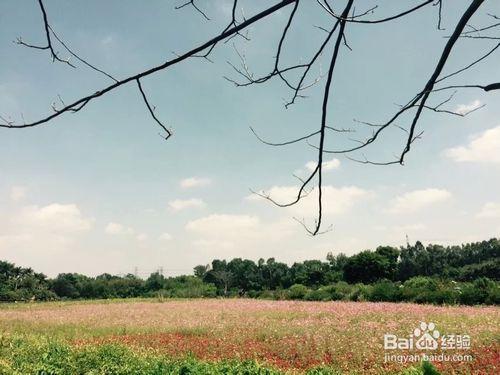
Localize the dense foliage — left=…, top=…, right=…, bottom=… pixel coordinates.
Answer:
left=1, top=238, right=499, bottom=305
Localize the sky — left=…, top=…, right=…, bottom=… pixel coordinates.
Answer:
left=0, top=0, right=499, bottom=277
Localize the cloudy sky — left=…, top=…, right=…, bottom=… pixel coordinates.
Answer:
left=1, top=1, right=499, bottom=277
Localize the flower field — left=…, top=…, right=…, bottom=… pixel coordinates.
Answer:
left=0, top=299, right=498, bottom=374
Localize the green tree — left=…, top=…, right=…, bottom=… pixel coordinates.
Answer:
left=375, top=246, right=400, bottom=280
left=193, top=264, right=209, bottom=279
left=145, top=272, right=165, bottom=291
left=344, top=251, right=391, bottom=284
left=51, top=273, right=87, bottom=299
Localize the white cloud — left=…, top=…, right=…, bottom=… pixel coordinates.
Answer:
left=100, top=35, right=114, bottom=46
left=168, top=198, right=206, bottom=211
left=247, top=185, right=371, bottom=217
left=0, top=203, right=93, bottom=269
left=376, top=223, right=426, bottom=243
left=0, top=83, right=22, bottom=113
left=16, top=204, right=93, bottom=233
left=179, top=177, right=212, bottom=189
left=454, top=99, right=482, bottom=115
left=394, top=223, right=426, bottom=232
left=388, top=188, right=451, bottom=214
left=192, top=238, right=235, bottom=250
left=10, top=186, right=27, bottom=202
left=105, top=222, right=134, bottom=235
left=105, top=222, right=150, bottom=242
left=375, top=223, right=427, bottom=240
left=159, top=232, right=172, bottom=241
left=444, top=125, right=500, bottom=163
left=185, top=214, right=295, bottom=257
left=305, top=158, right=340, bottom=172
left=186, top=214, right=260, bottom=253
left=376, top=223, right=426, bottom=232
left=215, top=2, right=233, bottom=17
left=186, top=214, right=260, bottom=236
left=476, top=202, right=500, bottom=219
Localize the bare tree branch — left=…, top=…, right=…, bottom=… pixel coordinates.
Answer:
left=175, top=0, right=210, bottom=21
left=436, top=42, right=500, bottom=84
left=136, top=79, right=172, bottom=140
left=399, top=0, right=486, bottom=163
left=15, top=0, right=75, bottom=67
left=1, top=0, right=297, bottom=129
left=432, top=82, right=500, bottom=92
left=3, top=0, right=498, bottom=236
left=48, top=25, right=118, bottom=82
left=319, top=0, right=433, bottom=24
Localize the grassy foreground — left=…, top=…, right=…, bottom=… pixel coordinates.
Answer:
left=0, top=299, right=498, bottom=374
left=0, top=336, right=440, bottom=375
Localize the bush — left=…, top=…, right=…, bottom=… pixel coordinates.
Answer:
left=459, top=277, right=497, bottom=305
left=330, top=282, right=353, bottom=300
left=348, top=283, right=372, bottom=302
left=485, top=282, right=500, bottom=304
left=368, top=280, right=401, bottom=302
left=304, top=288, right=331, bottom=301
left=146, top=277, right=217, bottom=299
left=273, top=289, right=288, bottom=300
left=400, top=277, right=438, bottom=304
left=421, top=360, right=441, bottom=375
left=428, top=286, right=458, bottom=305
left=398, top=277, right=465, bottom=305
left=255, top=290, right=276, bottom=300
left=287, top=284, right=309, bottom=300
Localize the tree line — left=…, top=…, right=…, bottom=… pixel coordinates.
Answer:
left=1, top=238, right=498, bottom=305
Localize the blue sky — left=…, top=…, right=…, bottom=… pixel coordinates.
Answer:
left=1, top=0, right=499, bottom=277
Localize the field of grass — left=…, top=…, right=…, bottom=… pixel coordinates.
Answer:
left=0, top=299, right=498, bottom=374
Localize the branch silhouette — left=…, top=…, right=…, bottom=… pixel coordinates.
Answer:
left=3, top=0, right=499, bottom=235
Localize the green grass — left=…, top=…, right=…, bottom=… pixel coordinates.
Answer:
left=0, top=298, right=154, bottom=311
left=0, top=334, right=280, bottom=375
left=0, top=319, right=154, bottom=341
left=0, top=334, right=436, bottom=375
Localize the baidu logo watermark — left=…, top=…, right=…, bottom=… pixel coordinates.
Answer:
left=383, top=322, right=473, bottom=364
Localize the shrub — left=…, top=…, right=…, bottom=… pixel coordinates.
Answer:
left=146, top=277, right=217, bottom=299
left=330, top=282, right=353, bottom=300
left=287, top=284, right=309, bottom=300
left=484, top=281, right=500, bottom=304
left=273, top=289, right=288, bottom=301
left=256, top=290, right=276, bottom=300
left=304, top=288, right=331, bottom=301
left=421, top=360, right=441, bottom=375
left=428, top=283, right=459, bottom=305
left=348, top=283, right=372, bottom=302
left=459, top=277, right=497, bottom=305
left=400, top=277, right=438, bottom=304
left=369, top=280, right=401, bottom=302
